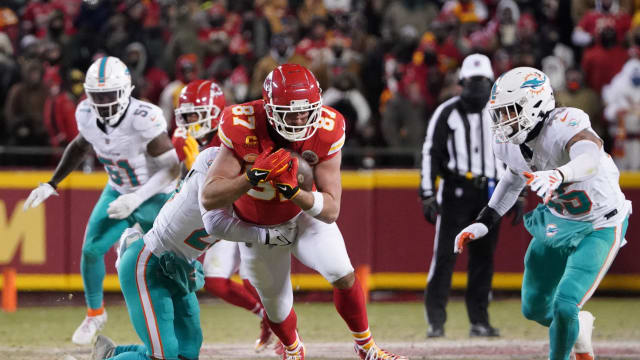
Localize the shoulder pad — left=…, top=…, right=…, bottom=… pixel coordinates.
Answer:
left=191, top=146, right=220, bottom=174
left=217, top=103, right=258, bottom=150
left=549, top=107, right=591, bottom=130
left=131, top=100, right=167, bottom=140
left=75, top=99, right=93, bottom=131
left=548, top=107, right=592, bottom=148
left=316, top=106, right=346, bottom=157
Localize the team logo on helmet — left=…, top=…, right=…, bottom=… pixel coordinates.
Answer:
left=521, top=73, right=546, bottom=94
left=263, top=72, right=273, bottom=99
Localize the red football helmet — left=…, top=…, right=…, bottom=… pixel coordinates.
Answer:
left=175, top=80, right=225, bottom=139
left=263, top=64, right=322, bottom=141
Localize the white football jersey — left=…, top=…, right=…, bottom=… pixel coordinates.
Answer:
left=493, top=107, right=631, bottom=228
left=76, top=97, right=175, bottom=195
left=144, top=147, right=220, bottom=261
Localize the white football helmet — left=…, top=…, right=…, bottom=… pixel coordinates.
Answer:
left=84, top=56, right=133, bottom=126
left=488, top=67, right=555, bottom=144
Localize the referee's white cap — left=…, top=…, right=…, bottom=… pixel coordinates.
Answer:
left=459, top=53, right=494, bottom=81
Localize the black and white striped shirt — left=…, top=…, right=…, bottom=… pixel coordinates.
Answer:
left=420, top=96, right=504, bottom=198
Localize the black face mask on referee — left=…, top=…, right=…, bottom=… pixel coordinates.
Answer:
left=460, top=76, right=493, bottom=113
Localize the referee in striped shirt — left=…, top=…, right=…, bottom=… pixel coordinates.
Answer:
left=420, top=54, right=520, bottom=338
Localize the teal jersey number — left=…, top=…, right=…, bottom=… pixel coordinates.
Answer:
left=98, top=156, right=140, bottom=187
left=183, top=228, right=213, bottom=251
left=116, top=160, right=140, bottom=186
left=548, top=184, right=593, bottom=215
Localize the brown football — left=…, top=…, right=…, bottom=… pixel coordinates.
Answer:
left=289, top=151, right=314, bottom=191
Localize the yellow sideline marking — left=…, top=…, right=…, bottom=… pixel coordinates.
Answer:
left=0, top=171, right=108, bottom=189
left=1, top=170, right=640, bottom=190
left=2, top=272, right=639, bottom=292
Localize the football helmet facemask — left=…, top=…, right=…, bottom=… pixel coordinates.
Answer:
left=174, top=80, right=225, bottom=139
left=84, top=56, right=133, bottom=127
left=488, top=67, right=555, bottom=144
left=263, top=64, right=322, bottom=142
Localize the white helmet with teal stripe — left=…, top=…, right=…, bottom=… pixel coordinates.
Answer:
left=84, top=56, right=133, bottom=126
left=488, top=67, right=555, bottom=144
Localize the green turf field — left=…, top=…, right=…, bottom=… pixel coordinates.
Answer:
left=1, top=297, right=639, bottom=359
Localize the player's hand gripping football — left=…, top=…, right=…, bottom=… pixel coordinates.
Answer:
left=245, top=147, right=291, bottom=186
left=272, top=157, right=301, bottom=200
left=107, top=193, right=144, bottom=219
left=264, top=221, right=297, bottom=246
left=524, top=170, right=563, bottom=204
left=454, top=223, right=489, bottom=254
left=23, top=182, right=58, bottom=210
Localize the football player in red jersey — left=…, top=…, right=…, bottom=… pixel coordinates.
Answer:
left=172, top=79, right=274, bottom=352
left=201, top=64, right=407, bottom=360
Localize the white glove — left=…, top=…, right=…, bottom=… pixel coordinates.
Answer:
left=264, top=222, right=297, bottom=246
left=107, top=193, right=144, bottom=219
left=23, top=182, right=58, bottom=211
left=454, top=223, right=489, bottom=254
left=524, top=170, right=563, bottom=204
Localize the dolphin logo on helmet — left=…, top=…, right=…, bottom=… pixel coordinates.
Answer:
left=520, top=74, right=546, bottom=90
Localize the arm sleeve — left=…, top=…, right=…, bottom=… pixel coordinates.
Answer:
left=556, top=140, right=601, bottom=182
left=134, top=149, right=180, bottom=201
left=420, top=106, right=450, bottom=198
left=196, top=172, right=266, bottom=244
left=201, top=208, right=266, bottom=244
left=488, top=167, right=527, bottom=216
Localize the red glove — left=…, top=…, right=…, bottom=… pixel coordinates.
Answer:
left=171, top=128, right=187, bottom=162
left=245, top=147, right=291, bottom=186
left=272, top=157, right=300, bottom=199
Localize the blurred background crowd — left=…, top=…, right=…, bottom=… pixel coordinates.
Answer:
left=1, top=0, right=640, bottom=168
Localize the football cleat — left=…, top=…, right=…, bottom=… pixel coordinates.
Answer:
left=573, top=311, right=595, bottom=360
left=72, top=311, right=107, bottom=345
left=254, top=316, right=274, bottom=352
left=90, top=334, right=116, bottom=360
left=273, top=340, right=285, bottom=356
left=354, top=340, right=408, bottom=360
left=283, top=341, right=305, bottom=360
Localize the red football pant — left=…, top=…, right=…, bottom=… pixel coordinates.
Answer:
left=205, top=277, right=262, bottom=315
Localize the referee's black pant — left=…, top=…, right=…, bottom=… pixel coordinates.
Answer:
left=424, top=177, right=500, bottom=327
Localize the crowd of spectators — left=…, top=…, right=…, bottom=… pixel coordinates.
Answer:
left=1, top=0, right=640, bottom=169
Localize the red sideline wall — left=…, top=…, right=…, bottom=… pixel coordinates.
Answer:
left=1, top=170, right=639, bottom=291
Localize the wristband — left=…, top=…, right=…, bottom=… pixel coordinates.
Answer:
left=304, top=191, right=324, bottom=217
left=475, top=206, right=501, bottom=229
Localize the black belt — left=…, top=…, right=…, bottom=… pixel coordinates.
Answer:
left=448, top=172, right=489, bottom=189
left=604, top=208, right=618, bottom=220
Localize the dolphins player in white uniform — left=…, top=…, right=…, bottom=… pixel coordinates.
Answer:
left=454, top=67, right=631, bottom=360
left=89, top=146, right=295, bottom=360
left=23, top=56, right=181, bottom=344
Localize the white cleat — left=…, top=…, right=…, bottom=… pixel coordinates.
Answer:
left=573, top=311, right=595, bottom=360
left=72, top=311, right=108, bottom=345
left=90, top=334, right=116, bottom=360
